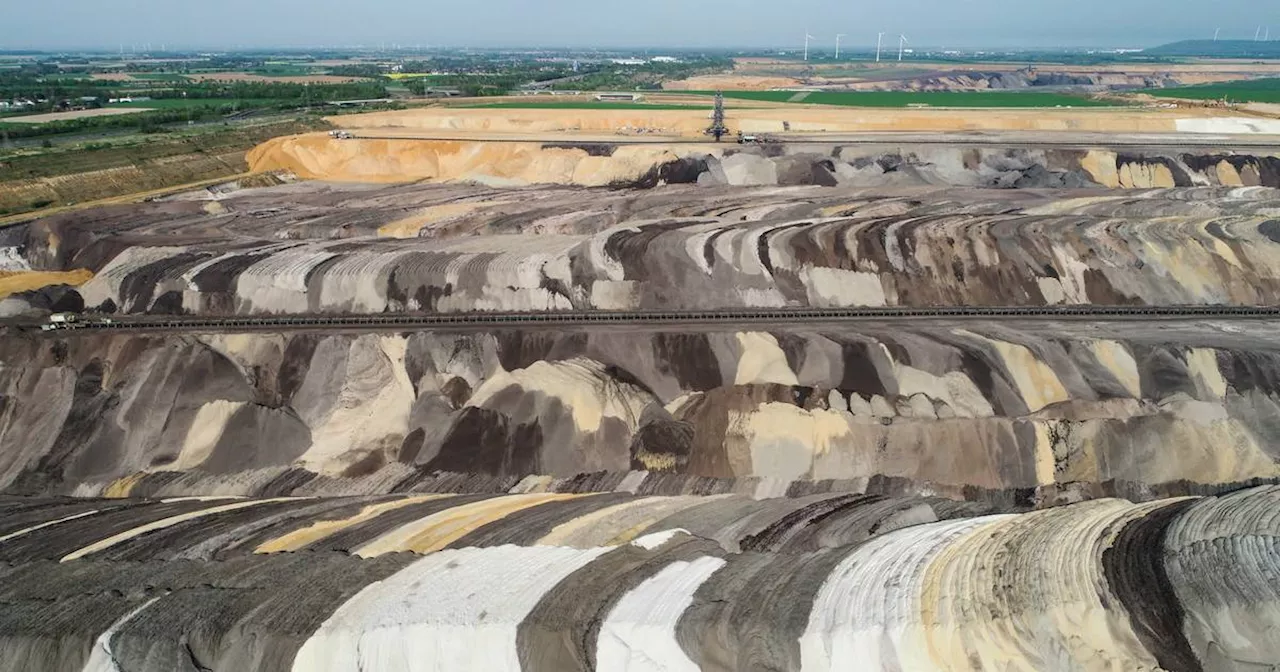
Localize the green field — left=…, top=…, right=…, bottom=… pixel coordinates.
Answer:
left=41, top=73, right=99, bottom=81
left=1150, top=78, right=1280, bottom=103
left=462, top=102, right=712, bottom=110
left=693, top=90, right=1117, bottom=108
left=249, top=65, right=315, bottom=77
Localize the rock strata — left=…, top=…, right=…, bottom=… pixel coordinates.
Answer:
left=8, top=182, right=1280, bottom=316
left=3, top=323, right=1279, bottom=500
left=0, top=487, right=1275, bottom=670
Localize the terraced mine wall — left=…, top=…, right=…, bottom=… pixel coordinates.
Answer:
left=9, top=182, right=1280, bottom=316
left=0, top=486, right=1277, bottom=670
left=6, top=128, right=1280, bottom=670
left=247, top=134, right=1280, bottom=189
left=2, top=322, right=1279, bottom=501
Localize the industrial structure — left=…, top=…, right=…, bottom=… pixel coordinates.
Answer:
left=705, top=92, right=728, bottom=141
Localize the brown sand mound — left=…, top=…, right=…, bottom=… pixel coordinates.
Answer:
left=247, top=133, right=711, bottom=186
left=663, top=74, right=806, bottom=91
left=323, top=106, right=1228, bottom=138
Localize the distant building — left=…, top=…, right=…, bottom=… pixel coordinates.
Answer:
left=650, top=56, right=680, bottom=63
left=610, top=58, right=647, bottom=66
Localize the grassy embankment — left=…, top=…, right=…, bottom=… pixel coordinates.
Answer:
left=0, top=118, right=328, bottom=218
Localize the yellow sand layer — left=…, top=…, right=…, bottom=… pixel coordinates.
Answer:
left=255, top=495, right=451, bottom=553
left=353, top=493, right=581, bottom=557
left=248, top=134, right=704, bottom=186
left=318, top=106, right=1216, bottom=138
left=0, top=269, right=94, bottom=298
left=377, top=201, right=513, bottom=238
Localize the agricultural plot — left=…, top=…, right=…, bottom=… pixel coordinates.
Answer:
left=1152, top=78, right=1280, bottom=103
left=127, top=72, right=192, bottom=82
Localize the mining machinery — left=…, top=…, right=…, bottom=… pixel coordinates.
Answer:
left=705, top=92, right=728, bottom=142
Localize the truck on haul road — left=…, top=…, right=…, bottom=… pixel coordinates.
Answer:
left=42, top=313, right=79, bottom=331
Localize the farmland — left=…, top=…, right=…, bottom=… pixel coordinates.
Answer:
left=1150, top=78, right=1280, bottom=103
left=127, top=73, right=192, bottom=82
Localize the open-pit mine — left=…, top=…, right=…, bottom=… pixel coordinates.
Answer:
left=2, top=104, right=1280, bottom=671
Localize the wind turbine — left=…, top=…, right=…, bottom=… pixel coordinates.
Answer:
left=804, top=31, right=816, bottom=61
left=836, top=33, right=847, bottom=59
left=876, top=32, right=885, bottom=62
left=898, top=34, right=909, bottom=61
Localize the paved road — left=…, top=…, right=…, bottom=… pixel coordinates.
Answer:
left=12, top=305, right=1280, bottom=336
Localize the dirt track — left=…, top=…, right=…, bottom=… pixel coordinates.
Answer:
left=323, top=105, right=1280, bottom=139
left=0, top=107, right=152, bottom=124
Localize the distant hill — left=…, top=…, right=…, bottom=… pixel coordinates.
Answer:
left=1146, top=40, right=1280, bottom=58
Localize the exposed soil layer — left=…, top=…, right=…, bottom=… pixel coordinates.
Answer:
left=247, top=133, right=1280, bottom=188
left=2, top=322, right=1278, bottom=501
left=9, top=182, right=1280, bottom=316
left=0, top=486, right=1276, bottom=671
left=314, top=105, right=1280, bottom=139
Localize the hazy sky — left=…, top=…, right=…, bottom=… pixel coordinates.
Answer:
left=3, top=0, right=1278, bottom=50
